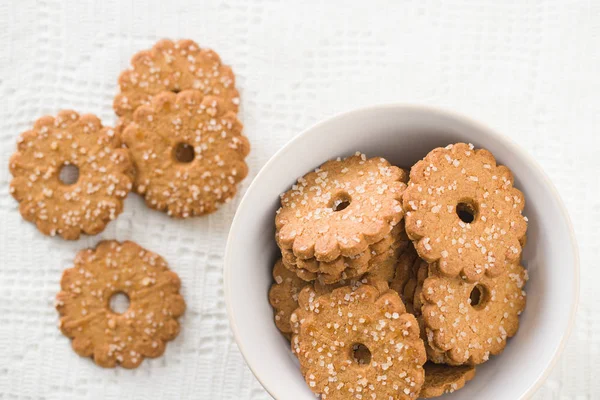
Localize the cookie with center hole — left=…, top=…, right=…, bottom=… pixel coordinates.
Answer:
left=420, top=362, right=476, bottom=398
left=9, top=111, right=133, bottom=239
left=421, top=262, right=527, bottom=365
left=55, top=240, right=186, bottom=368
left=114, top=39, right=239, bottom=133
left=122, top=90, right=250, bottom=217
left=290, top=285, right=426, bottom=399
left=276, top=153, right=407, bottom=282
left=403, top=143, right=527, bottom=282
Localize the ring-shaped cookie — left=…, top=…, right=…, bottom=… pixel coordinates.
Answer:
left=403, top=143, right=527, bottom=282
left=421, top=262, right=527, bottom=365
left=9, top=111, right=133, bottom=239
left=290, top=285, right=426, bottom=399
left=56, top=240, right=186, bottom=368
left=276, top=153, right=407, bottom=281
left=122, top=90, right=250, bottom=217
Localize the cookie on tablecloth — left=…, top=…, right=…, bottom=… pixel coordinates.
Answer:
left=114, top=39, right=239, bottom=132
left=122, top=90, right=250, bottom=217
left=56, top=240, right=185, bottom=368
left=9, top=111, right=133, bottom=239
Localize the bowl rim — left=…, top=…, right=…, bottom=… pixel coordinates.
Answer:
left=223, top=103, right=580, bottom=400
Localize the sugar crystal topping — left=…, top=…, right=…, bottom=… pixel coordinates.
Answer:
left=403, top=143, right=527, bottom=281
left=9, top=111, right=133, bottom=239
left=56, top=240, right=185, bottom=368
left=276, top=153, right=407, bottom=265
left=291, top=285, right=426, bottom=399
left=122, top=90, right=250, bottom=217
left=421, top=262, right=527, bottom=365
left=115, top=39, right=239, bottom=128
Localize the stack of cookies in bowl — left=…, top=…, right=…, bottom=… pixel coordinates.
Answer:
left=269, top=144, right=528, bottom=399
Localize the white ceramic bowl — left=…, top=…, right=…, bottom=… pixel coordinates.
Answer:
left=224, top=105, right=579, bottom=400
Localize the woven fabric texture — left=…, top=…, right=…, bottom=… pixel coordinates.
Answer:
left=0, top=1, right=597, bottom=399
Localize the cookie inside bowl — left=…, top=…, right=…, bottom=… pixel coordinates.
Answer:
left=224, top=105, right=578, bottom=400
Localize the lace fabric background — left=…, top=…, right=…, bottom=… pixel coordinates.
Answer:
left=0, top=1, right=597, bottom=398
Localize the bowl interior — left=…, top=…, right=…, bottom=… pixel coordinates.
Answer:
left=225, top=105, right=578, bottom=400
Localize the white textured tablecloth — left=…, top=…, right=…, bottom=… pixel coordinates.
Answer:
left=0, top=1, right=597, bottom=399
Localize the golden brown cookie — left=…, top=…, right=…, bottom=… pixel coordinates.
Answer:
left=290, top=285, right=426, bottom=400
left=411, top=258, right=429, bottom=315
left=421, top=262, right=527, bottom=365
left=9, top=111, right=133, bottom=239
left=420, top=362, right=476, bottom=398
left=312, top=247, right=400, bottom=296
left=55, top=240, right=185, bottom=368
left=415, top=316, right=451, bottom=365
left=276, top=153, right=407, bottom=282
left=122, top=90, right=250, bottom=217
left=282, top=221, right=408, bottom=283
left=362, top=246, right=400, bottom=284
left=114, top=39, right=239, bottom=132
left=390, top=243, right=420, bottom=308
left=389, top=246, right=451, bottom=365
left=268, top=249, right=399, bottom=339
left=279, top=240, right=371, bottom=282
left=403, top=143, right=527, bottom=282
left=268, top=259, right=311, bottom=335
